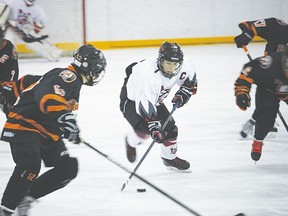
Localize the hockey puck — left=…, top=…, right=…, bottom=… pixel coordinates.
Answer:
left=137, top=188, right=146, bottom=192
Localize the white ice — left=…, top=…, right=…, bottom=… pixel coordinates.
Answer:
left=0, top=44, right=288, bottom=216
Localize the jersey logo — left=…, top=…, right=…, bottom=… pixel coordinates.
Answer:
left=0, top=54, right=9, bottom=63
left=258, top=56, right=273, bottom=69
left=277, top=19, right=288, bottom=26
left=253, top=19, right=266, bottom=27
left=179, top=72, right=187, bottom=80
left=59, top=70, right=77, bottom=83
left=158, top=87, right=170, bottom=104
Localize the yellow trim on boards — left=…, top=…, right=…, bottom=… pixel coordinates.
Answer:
left=16, top=36, right=265, bottom=53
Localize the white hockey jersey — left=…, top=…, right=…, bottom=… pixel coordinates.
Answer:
left=1, top=0, right=46, bottom=31
left=126, top=57, right=197, bottom=119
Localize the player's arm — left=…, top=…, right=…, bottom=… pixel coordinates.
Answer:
left=234, top=20, right=257, bottom=48
left=10, top=44, right=19, bottom=81
left=172, top=73, right=197, bottom=108
left=234, top=62, right=255, bottom=111
left=234, top=17, right=283, bottom=49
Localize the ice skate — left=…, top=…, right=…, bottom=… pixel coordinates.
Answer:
left=162, top=157, right=191, bottom=172
left=125, top=136, right=136, bottom=163
left=240, top=119, right=255, bottom=138
left=16, top=195, right=36, bottom=216
left=251, top=140, right=264, bottom=162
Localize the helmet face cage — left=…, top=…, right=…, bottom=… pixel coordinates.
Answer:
left=157, top=41, right=184, bottom=78
left=72, top=44, right=107, bottom=86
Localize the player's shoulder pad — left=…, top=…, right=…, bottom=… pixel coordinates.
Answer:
left=256, top=55, right=273, bottom=69
left=59, top=69, right=77, bottom=83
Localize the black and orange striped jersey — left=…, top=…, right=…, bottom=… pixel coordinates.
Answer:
left=0, top=39, right=19, bottom=88
left=235, top=52, right=288, bottom=101
left=1, top=65, right=83, bottom=142
left=239, top=18, right=288, bottom=54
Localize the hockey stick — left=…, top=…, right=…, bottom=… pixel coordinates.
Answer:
left=242, top=46, right=288, bottom=132
left=121, top=102, right=179, bottom=191
left=82, top=140, right=202, bottom=216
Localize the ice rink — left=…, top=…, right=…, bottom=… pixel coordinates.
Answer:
left=0, top=43, right=287, bottom=216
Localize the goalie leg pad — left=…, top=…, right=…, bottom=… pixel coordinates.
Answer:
left=26, top=40, right=62, bottom=61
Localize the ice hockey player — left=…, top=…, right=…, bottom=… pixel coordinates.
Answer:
left=234, top=47, right=288, bottom=162
left=0, top=27, right=18, bottom=116
left=0, top=44, right=107, bottom=216
left=119, top=41, right=197, bottom=171
left=0, top=0, right=62, bottom=61
left=234, top=17, right=288, bottom=138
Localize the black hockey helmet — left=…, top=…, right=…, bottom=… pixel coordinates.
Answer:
left=157, top=41, right=184, bottom=78
left=72, top=44, right=107, bottom=86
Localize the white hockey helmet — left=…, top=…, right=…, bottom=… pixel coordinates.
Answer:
left=24, top=0, right=36, bottom=6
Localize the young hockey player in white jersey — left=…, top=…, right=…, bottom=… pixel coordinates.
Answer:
left=119, top=41, right=197, bottom=171
left=0, top=0, right=61, bottom=61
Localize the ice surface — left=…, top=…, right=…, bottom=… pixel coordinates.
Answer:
left=0, top=44, right=287, bottom=216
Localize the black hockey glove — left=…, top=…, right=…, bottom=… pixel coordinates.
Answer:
left=172, top=86, right=192, bottom=108
left=235, top=86, right=251, bottom=111
left=172, top=76, right=197, bottom=108
left=58, top=113, right=81, bottom=144
left=148, top=121, right=164, bottom=141
left=234, top=23, right=254, bottom=48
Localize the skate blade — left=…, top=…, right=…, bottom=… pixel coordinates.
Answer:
left=165, top=166, right=192, bottom=173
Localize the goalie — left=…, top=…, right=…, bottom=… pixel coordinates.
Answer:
left=0, top=0, right=62, bottom=61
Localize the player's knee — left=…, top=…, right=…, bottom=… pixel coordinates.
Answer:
left=56, top=157, right=78, bottom=182
left=14, top=162, right=41, bottom=183
left=163, top=125, right=178, bottom=146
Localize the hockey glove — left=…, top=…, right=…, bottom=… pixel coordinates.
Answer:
left=234, top=23, right=254, bottom=48
left=172, top=76, right=197, bottom=108
left=235, top=86, right=251, bottom=111
left=148, top=121, right=164, bottom=141
left=58, top=113, right=81, bottom=144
